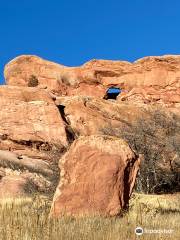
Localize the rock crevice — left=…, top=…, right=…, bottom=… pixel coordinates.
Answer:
left=0, top=54, right=179, bottom=216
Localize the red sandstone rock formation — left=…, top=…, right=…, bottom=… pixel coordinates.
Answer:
left=0, top=54, right=179, bottom=216
left=0, top=175, right=30, bottom=198
left=51, top=135, right=141, bottom=217
left=0, top=85, right=67, bottom=146
left=4, top=55, right=180, bottom=106
left=55, top=96, right=148, bottom=136
left=0, top=85, right=68, bottom=195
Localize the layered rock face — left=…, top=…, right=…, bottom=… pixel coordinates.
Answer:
left=0, top=86, right=68, bottom=197
left=0, top=86, right=67, bottom=146
left=0, top=54, right=180, bottom=215
left=4, top=55, right=180, bottom=107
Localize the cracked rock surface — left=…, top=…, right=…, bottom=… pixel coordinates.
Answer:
left=0, top=55, right=179, bottom=216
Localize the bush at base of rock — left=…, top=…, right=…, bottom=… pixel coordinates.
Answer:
left=101, top=109, right=180, bottom=194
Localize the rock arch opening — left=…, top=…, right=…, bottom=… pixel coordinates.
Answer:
left=104, top=87, right=121, bottom=100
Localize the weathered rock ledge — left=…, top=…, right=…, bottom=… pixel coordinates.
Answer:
left=0, top=54, right=179, bottom=216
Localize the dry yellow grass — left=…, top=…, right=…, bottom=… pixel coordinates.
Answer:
left=0, top=193, right=179, bottom=240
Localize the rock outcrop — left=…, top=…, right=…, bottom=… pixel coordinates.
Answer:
left=55, top=96, right=148, bottom=136
left=0, top=85, right=68, bottom=195
left=0, top=54, right=180, bottom=216
left=0, top=175, right=31, bottom=198
left=0, top=86, right=67, bottom=146
left=4, top=55, right=180, bottom=106
left=54, top=96, right=180, bottom=194
left=51, top=135, right=140, bottom=217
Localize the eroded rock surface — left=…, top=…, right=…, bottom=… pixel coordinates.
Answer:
left=55, top=96, right=148, bottom=136
left=1, top=55, right=180, bottom=215
left=51, top=135, right=140, bottom=217
left=0, top=86, right=68, bottom=148
left=0, top=86, right=68, bottom=196
left=4, top=55, right=180, bottom=106
left=54, top=96, right=180, bottom=193
left=0, top=175, right=31, bottom=198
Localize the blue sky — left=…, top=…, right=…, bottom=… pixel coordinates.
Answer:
left=1, top=0, right=180, bottom=84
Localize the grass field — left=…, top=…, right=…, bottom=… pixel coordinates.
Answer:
left=0, top=193, right=179, bottom=240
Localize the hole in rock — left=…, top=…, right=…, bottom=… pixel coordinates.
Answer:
left=104, top=87, right=121, bottom=100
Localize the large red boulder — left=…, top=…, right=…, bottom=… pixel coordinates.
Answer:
left=51, top=135, right=140, bottom=217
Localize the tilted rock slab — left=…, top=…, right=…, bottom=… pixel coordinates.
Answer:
left=55, top=96, right=148, bottom=136
left=0, top=150, right=53, bottom=177
left=0, top=175, right=30, bottom=198
left=51, top=135, right=140, bottom=217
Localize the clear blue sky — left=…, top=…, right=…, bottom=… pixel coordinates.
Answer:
left=1, top=0, right=180, bottom=84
